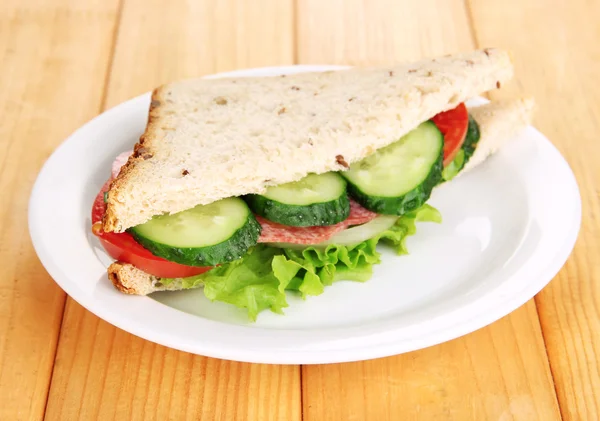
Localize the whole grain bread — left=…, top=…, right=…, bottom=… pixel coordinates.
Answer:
left=107, top=98, right=534, bottom=295
left=103, top=48, right=513, bottom=233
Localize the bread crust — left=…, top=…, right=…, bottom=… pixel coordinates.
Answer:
left=102, top=89, right=165, bottom=232
left=107, top=261, right=200, bottom=295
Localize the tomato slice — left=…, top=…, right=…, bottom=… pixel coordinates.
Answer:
left=431, top=102, right=469, bottom=167
left=92, top=179, right=212, bottom=278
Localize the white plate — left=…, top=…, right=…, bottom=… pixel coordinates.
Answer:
left=29, top=65, right=581, bottom=364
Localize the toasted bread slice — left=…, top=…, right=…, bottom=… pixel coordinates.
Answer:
left=107, top=98, right=534, bottom=295
left=103, top=48, right=513, bottom=233
left=108, top=262, right=193, bottom=295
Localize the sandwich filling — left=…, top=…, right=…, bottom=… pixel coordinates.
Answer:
left=93, top=103, right=480, bottom=320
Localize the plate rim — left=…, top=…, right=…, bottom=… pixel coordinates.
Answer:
left=28, top=64, right=582, bottom=364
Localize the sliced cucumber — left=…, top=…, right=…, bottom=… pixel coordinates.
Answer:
left=461, top=114, right=481, bottom=166
left=130, top=197, right=261, bottom=266
left=341, top=121, right=443, bottom=215
left=245, top=173, right=350, bottom=226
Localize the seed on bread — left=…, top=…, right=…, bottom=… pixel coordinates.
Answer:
left=336, top=155, right=349, bottom=168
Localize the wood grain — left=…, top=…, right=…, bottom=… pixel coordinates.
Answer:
left=7, top=0, right=598, bottom=419
left=297, top=0, right=475, bottom=65
left=46, top=300, right=300, bottom=421
left=105, top=0, right=294, bottom=106
left=43, top=1, right=299, bottom=420
left=0, top=1, right=120, bottom=419
left=297, top=1, right=561, bottom=419
left=303, top=304, right=559, bottom=421
left=468, top=0, right=600, bottom=419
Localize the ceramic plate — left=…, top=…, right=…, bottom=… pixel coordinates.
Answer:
left=29, top=65, right=581, bottom=364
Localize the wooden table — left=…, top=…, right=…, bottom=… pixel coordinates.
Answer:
left=2, top=0, right=598, bottom=419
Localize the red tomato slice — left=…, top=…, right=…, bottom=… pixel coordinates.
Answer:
left=431, top=102, right=469, bottom=166
left=91, top=179, right=212, bottom=278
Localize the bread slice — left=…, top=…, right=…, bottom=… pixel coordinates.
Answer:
left=103, top=48, right=513, bottom=233
left=462, top=97, right=534, bottom=174
left=107, top=262, right=189, bottom=295
left=107, top=98, right=534, bottom=295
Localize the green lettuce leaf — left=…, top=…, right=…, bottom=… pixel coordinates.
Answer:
left=442, top=148, right=465, bottom=181
left=177, top=246, right=288, bottom=321
left=377, top=203, right=442, bottom=254
left=165, top=204, right=441, bottom=321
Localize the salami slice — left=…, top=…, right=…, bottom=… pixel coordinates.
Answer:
left=112, top=150, right=132, bottom=178
left=345, top=199, right=378, bottom=225
left=257, top=199, right=378, bottom=244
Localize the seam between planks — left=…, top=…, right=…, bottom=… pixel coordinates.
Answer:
left=292, top=0, right=299, bottom=66
left=299, top=366, right=304, bottom=421
left=40, top=302, right=67, bottom=419
left=99, top=0, right=126, bottom=111
left=464, top=0, right=564, bottom=419
left=293, top=2, right=304, bottom=420
left=41, top=0, right=126, bottom=418
left=534, top=296, right=566, bottom=421
left=462, top=0, right=479, bottom=53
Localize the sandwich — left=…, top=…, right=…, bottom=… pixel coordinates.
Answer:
left=91, top=48, right=534, bottom=320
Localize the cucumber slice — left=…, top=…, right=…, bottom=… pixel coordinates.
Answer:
left=461, top=114, right=481, bottom=166
left=130, top=197, right=261, bottom=266
left=342, top=121, right=443, bottom=215
left=245, top=173, right=350, bottom=226
left=267, top=215, right=399, bottom=249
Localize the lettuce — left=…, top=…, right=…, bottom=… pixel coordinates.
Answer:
left=442, top=148, right=465, bottom=181
left=169, top=204, right=441, bottom=321
left=173, top=246, right=289, bottom=320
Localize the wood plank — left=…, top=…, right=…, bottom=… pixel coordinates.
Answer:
left=47, top=300, right=300, bottom=421
left=105, top=0, right=295, bottom=105
left=468, top=0, right=600, bottom=419
left=0, top=1, right=120, bottom=420
left=297, top=1, right=562, bottom=419
left=43, top=1, right=299, bottom=420
left=303, top=304, right=559, bottom=420
left=297, top=0, right=476, bottom=65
